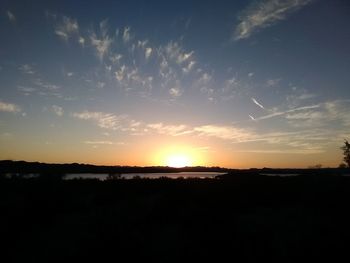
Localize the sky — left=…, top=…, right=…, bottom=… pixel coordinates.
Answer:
left=1, top=0, right=350, bottom=168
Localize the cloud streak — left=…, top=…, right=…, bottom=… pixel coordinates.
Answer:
left=251, top=97, right=265, bottom=109
left=55, top=16, right=79, bottom=41
left=90, top=33, right=112, bottom=61
left=255, top=104, right=320, bottom=121
left=84, top=140, right=114, bottom=145
left=72, top=111, right=128, bottom=130
left=52, top=105, right=64, bottom=116
left=123, top=27, right=131, bottom=43
left=286, top=100, right=350, bottom=128
left=19, top=64, right=35, bottom=75
left=234, top=0, right=313, bottom=40
left=6, top=10, right=16, bottom=23
left=194, top=125, right=254, bottom=142
left=0, top=101, right=21, bottom=113
left=147, top=123, right=190, bottom=136
left=70, top=101, right=349, bottom=155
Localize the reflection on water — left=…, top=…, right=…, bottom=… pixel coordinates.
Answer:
left=64, top=172, right=226, bottom=180
left=6, top=172, right=327, bottom=180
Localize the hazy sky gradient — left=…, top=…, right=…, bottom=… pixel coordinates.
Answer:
left=1, top=0, right=350, bottom=168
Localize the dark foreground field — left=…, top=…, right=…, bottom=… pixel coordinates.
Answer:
left=1, top=173, right=350, bottom=262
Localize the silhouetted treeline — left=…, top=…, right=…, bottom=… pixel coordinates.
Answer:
left=0, top=160, right=228, bottom=175
left=1, top=171, right=350, bottom=262
left=1, top=160, right=349, bottom=179
left=216, top=167, right=350, bottom=179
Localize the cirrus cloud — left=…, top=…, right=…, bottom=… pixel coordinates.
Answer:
left=6, top=10, right=16, bottom=23
left=52, top=105, right=64, bottom=116
left=0, top=101, right=21, bottom=113
left=234, top=0, right=313, bottom=40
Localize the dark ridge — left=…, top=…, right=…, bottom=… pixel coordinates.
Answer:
left=1, top=160, right=349, bottom=176
left=0, top=160, right=228, bottom=174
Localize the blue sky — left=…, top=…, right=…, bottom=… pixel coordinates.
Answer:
left=1, top=0, right=350, bottom=167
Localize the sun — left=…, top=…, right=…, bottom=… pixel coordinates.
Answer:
left=166, top=154, right=192, bottom=168
left=152, top=144, right=204, bottom=167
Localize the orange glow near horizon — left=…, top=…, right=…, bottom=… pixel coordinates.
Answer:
left=152, top=145, right=205, bottom=167
left=165, top=154, right=192, bottom=168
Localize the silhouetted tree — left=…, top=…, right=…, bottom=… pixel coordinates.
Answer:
left=339, top=163, right=347, bottom=169
left=341, top=139, right=350, bottom=168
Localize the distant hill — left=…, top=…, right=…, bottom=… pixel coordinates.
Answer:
left=0, top=160, right=229, bottom=174
left=0, top=160, right=349, bottom=176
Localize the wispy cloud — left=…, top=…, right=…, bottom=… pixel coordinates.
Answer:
left=182, top=60, right=196, bottom=74
left=234, top=0, right=313, bottom=40
left=145, top=47, right=152, bottom=59
left=286, top=100, right=350, bottom=128
left=191, top=123, right=335, bottom=154
left=136, top=40, right=153, bottom=60
left=49, top=17, right=200, bottom=101
left=83, top=140, right=126, bottom=148
left=298, top=93, right=316, bottom=100
left=168, top=80, right=183, bottom=98
left=18, top=86, right=37, bottom=95
left=19, top=78, right=63, bottom=98
left=194, top=125, right=254, bottom=142
left=97, top=81, right=105, bottom=89
left=90, top=22, right=113, bottom=61
left=196, top=72, right=212, bottom=87
left=266, top=78, right=281, bottom=87
left=6, top=10, right=16, bottom=23
left=157, top=40, right=197, bottom=92
left=70, top=104, right=346, bottom=156
left=255, top=104, right=320, bottom=121
left=165, top=41, right=194, bottom=65
left=50, top=13, right=86, bottom=46
left=249, top=115, right=256, bottom=121
left=55, top=16, right=79, bottom=41
left=193, top=72, right=214, bottom=99
left=78, top=36, right=85, bottom=47
left=109, top=54, right=123, bottom=64
left=221, top=77, right=240, bottom=100
left=19, top=64, right=35, bottom=74
left=237, top=148, right=324, bottom=154
left=52, top=105, right=63, bottom=116
left=147, top=123, right=190, bottom=136
left=123, top=27, right=131, bottom=43
left=84, top=140, right=114, bottom=145
left=251, top=97, right=265, bottom=109
left=115, top=65, right=126, bottom=82
left=286, top=111, right=322, bottom=120
left=113, top=64, right=153, bottom=96
left=90, top=34, right=112, bottom=61
left=0, top=101, right=21, bottom=113
left=73, top=111, right=126, bottom=130
left=286, top=87, right=317, bottom=108
left=169, top=87, right=183, bottom=98
left=34, top=79, right=61, bottom=91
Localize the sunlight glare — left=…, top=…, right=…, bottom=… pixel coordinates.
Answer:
left=166, top=154, right=192, bottom=168
left=152, top=144, right=206, bottom=167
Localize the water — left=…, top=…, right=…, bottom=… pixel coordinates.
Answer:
left=259, top=173, right=300, bottom=177
left=64, top=172, right=225, bottom=180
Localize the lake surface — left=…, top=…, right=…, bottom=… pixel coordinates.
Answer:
left=259, top=173, right=300, bottom=177
left=64, top=172, right=226, bottom=180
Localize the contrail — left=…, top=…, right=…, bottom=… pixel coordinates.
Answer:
left=251, top=97, right=265, bottom=109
